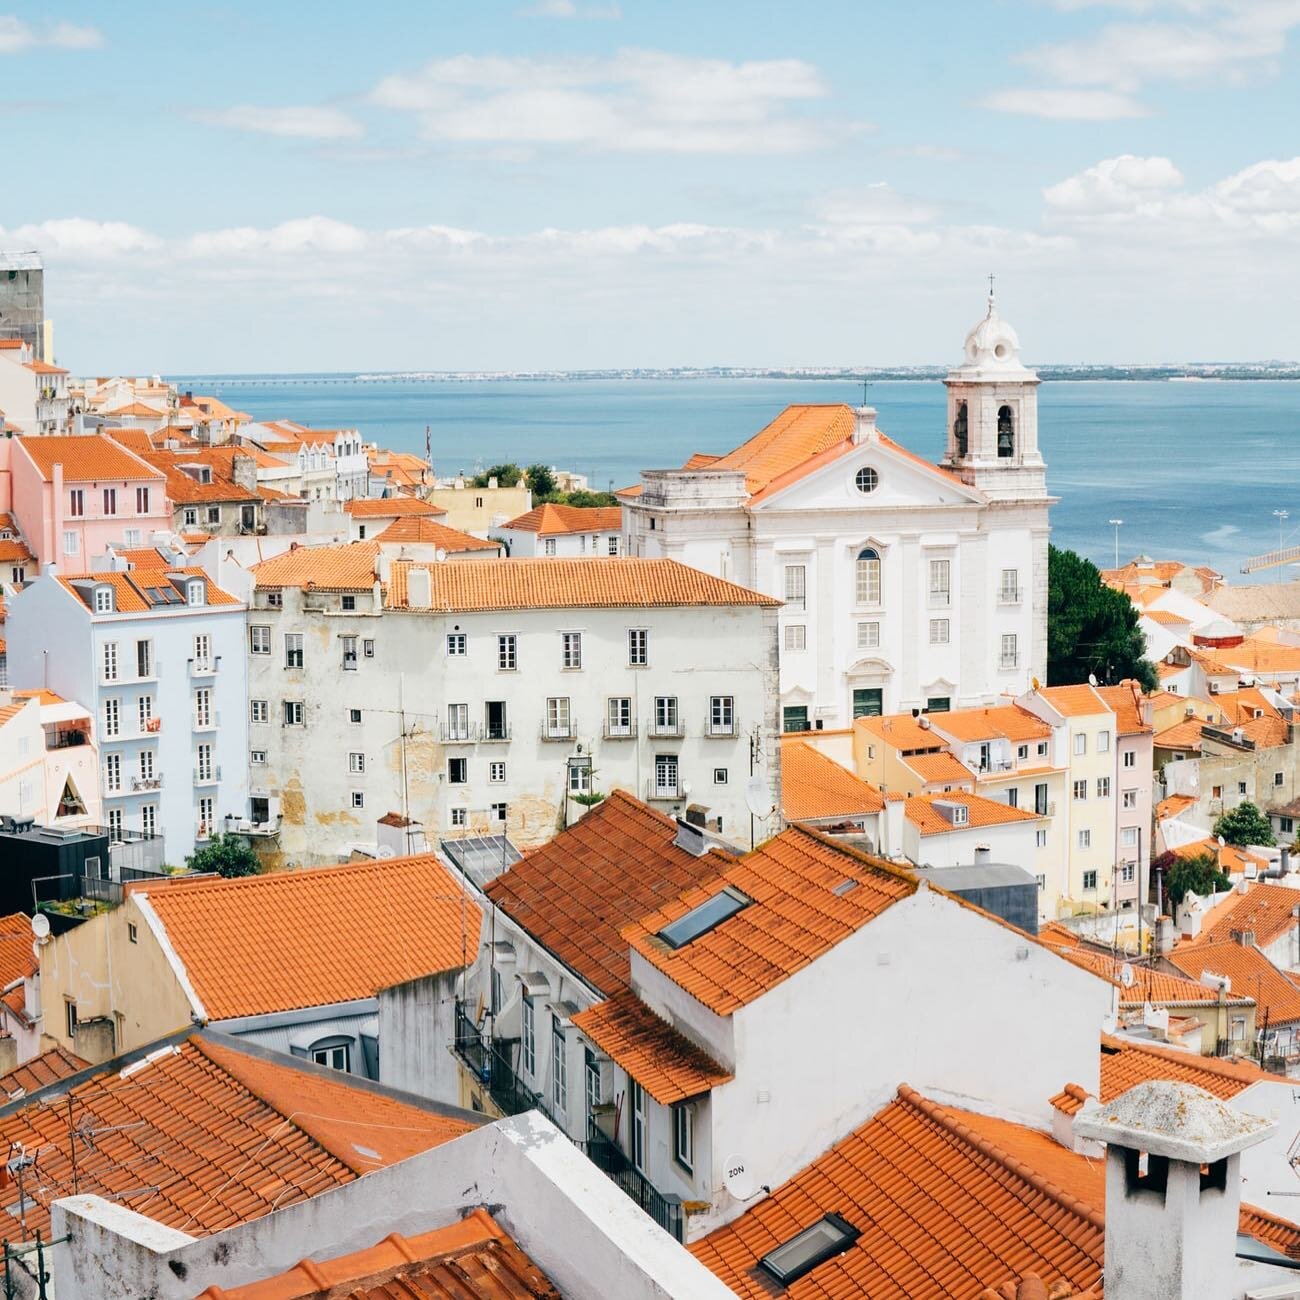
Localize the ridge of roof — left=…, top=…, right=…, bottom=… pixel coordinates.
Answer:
left=501, top=502, right=622, bottom=534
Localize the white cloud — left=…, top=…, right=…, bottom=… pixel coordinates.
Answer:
left=371, top=49, right=844, bottom=153
left=182, top=217, right=369, bottom=258
left=515, top=0, right=622, bottom=17
left=195, top=105, right=364, bottom=140
left=980, top=88, right=1149, bottom=119
left=0, top=16, right=103, bottom=53
left=1044, top=155, right=1185, bottom=213
left=0, top=218, right=157, bottom=257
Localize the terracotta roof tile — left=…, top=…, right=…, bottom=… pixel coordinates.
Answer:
left=141, top=854, right=480, bottom=1019
left=344, top=496, right=445, bottom=517
left=483, top=792, right=723, bottom=996
left=0, top=1046, right=88, bottom=1099
left=698, top=403, right=856, bottom=494
left=856, top=712, right=948, bottom=749
left=905, top=791, right=1043, bottom=836
left=102, top=400, right=164, bottom=418
left=384, top=556, right=778, bottom=613
left=18, top=435, right=163, bottom=483
left=57, top=566, right=239, bottom=612
left=501, top=503, right=622, bottom=534
left=780, top=740, right=883, bottom=821
left=139, top=451, right=258, bottom=504
left=375, top=516, right=500, bottom=552
left=252, top=542, right=380, bottom=591
left=1036, top=684, right=1110, bottom=718
left=903, top=750, right=975, bottom=784
left=0, top=1033, right=474, bottom=1240
left=0, top=913, right=37, bottom=988
left=1156, top=793, right=1196, bottom=821
left=1188, top=882, right=1300, bottom=948
left=197, top=1207, right=560, bottom=1300
left=571, top=990, right=732, bottom=1105
left=624, top=826, right=915, bottom=1016
left=1169, top=940, right=1300, bottom=1024
left=1094, top=681, right=1152, bottom=735
left=930, top=706, right=1053, bottom=743
left=1050, top=947, right=1250, bottom=1007
left=1153, top=718, right=1206, bottom=751
left=1095, top=1032, right=1283, bottom=1101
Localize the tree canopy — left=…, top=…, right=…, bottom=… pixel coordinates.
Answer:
left=186, top=832, right=260, bottom=878
left=1160, top=851, right=1231, bottom=906
left=525, top=463, right=557, bottom=497
left=1047, top=545, right=1158, bottom=692
left=1212, top=801, right=1276, bottom=847
left=471, top=463, right=523, bottom=488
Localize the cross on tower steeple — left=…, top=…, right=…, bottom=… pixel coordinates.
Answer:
left=987, top=272, right=996, bottom=312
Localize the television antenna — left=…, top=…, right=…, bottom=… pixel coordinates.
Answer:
left=1119, top=963, right=1135, bottom=989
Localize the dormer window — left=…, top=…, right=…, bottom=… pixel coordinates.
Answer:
left=657, top=886, right=750, bottom=949
left=93, top=586, right=114, bottom=614
left=953, top=402, right=968, bottom=457
left=759, top=1214, right=861, bottom=1285
left=997, top=405, right=1015, bottom=458
left=186, top=580, right=205, bottom=606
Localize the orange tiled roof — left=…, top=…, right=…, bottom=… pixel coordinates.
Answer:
left=1153, top=718, right=1205, bottom=751
left=140, top=855, right=481, bottom=1019
left=0, top=913, right=37, bottom=988
left=1036, top=684, right=1109, bottom=718
left=780, top=740, right=883, bottom=821
left=0, top=1045, right=87, bottom=1099
left=698, top=403, right=856, bottom=494
left=1167, top=836, right=1269, bottom=876
left=1145, top=608, right=1190, bottom=626
left=692, top=1084, right=1105, bottom=1300
left=624, top=826, right=915, bottom=1016
left=140, top=451, right=258, bottom=504
left=1169, top=940, right=1300, bottom=1024
left=0, top=536, right=30, bottom=562
left=1156, top=793, right=1196, bottom=821
left=484, top=792, right=723, bottom=996
left=0, top=1033, right=474, bottom=1240
left=251, top=541, right=380, bottom=591
left=904, top=750, right=976, bottom=785
left=501, top=503, right=623, bottom=534
left=18, top=434, right=163, bottom=483
left=196, top=1207, right=560, bottom=1300
left=1050, top=947, right=1250, bottom=1007
left=1213, top=636, right=1300, bottom=675
left=375, top=516, right=500, bottom=552
left=1088, top=1033, right=1282, bottom=1105
left=931, top=705, right=1052, bottom=743
left=102, top=400, right=164, bottom=418
left=1039, top=921, right=1082, bottom=948
left=905, top=791, right=1043, bottom=836
left=1094, top=681, right=1152, bottom=735
left=856, top=711, right=949, bottom=750
left=24, top=358, right=68, bottom=375
left=385, top=557, right=779, bottom=612
left=56, top=566, right=240, bottom=613
left=571, top=990, right=733, bottom=1105
left=1218, top=686, right=1284, bottom=724
left=1190, top=881, right=1300, bottom=948
left=344, top=495, right=445, bottom=517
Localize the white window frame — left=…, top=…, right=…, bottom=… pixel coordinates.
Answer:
left=498, top=633, right=517, bottom=671
left=561, top=631, right=583, bottom=670
left=627, top=628, right=648, bottom=666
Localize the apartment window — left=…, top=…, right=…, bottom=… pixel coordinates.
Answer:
left=103, top=487, right=117, bottom=516
left=123, top=529, right=141, bottom=548
left=784, top=564, right=807, bottom=609
left=857, top=621, right=880, bottom=650
left=140, top=805, right=156, bottom=838
left=283, top=700, right=304, bottom=726
left=928, top=559, right=951, bottom=606
left=94, top=585, right=115, bottom=615
left=284, top=633, right=304, bottom=669
left=1082, top=868, right=1097, bottom=889
left=714, top=767, right=728, bottom=784
left=340, top=594, right=356, bottom=612
left=543, top=537, right=557, bottom=556
left=348, top=752, right=365, bottom=774
left=628, top=628, right=648, bottom=666
left=139, top=749, right=155, bottom=782
left=1017, top=744, right=1029, bottom=760
left=349, top=708, right=362, bottom=724
left=64, top=530, right=80, bottom=557
left=1035, top=782, right=1049, bottom=815
left=1079, top=831, right=1092, bottom=850
left=1282, top=817, right=1295, bottom=835
left=206, top=506, right=220, bottom=525
left=1007, top=787, right=1019, bottom=809
left=1123, top=750, right=1136, bottom=768
left=104, top=752, right=121, bottom=792
left=783, top=706, right=810, bottom=734
left=447, top=703, right=469, bottom=740
left=312, top=1044, right=350, bottom=1072
left=553, top=1023, right=568, bottom=1112
left=1238, top=782, right=1247, bottom=795
left=1074, top=733, right=1087, bottom=756
left=593, top=700, right=630, bottom=744
left=267, top=591, right=283, bottom=608
left=1038, top=742, right=1049, bottom=757
left=250, top=750, right=267, bottom=765
left=447, top=633, right=467, bottom=656
left=561, top=632, right=583, bottom=669
left=784, top=624, right=807, bottom=652
left=448, top=757, right=468, bottom=784
left=999, top=568, right=1019, bottom=602
left=195, top=743, right=214, bottom=782
left=106, top=808, right=123, bottom=841
left=69, top=488, right=84, bottom=517
left=1097, top=777, right=1111, bottom=798
left=183, top=507, right=197, bottom=527
left=1036, top=829, right=1048, bottom=847
left=342, top=636, right=358, bottom=671
left=546, top=697, right=571, bottom=738
left=450, top=807, right=467, bottom=828
left=1122, top=789, right=1137, bottom=809
left=925, top=696, right=950, bottom=713
left=193, top=634, right=211, bottom=671
left=363, top=639, right=375, bottom=658
left=999, top=633, right=1018, bottom=668
left=194, top=688, right=212, bottom=728
left=673, top=1103, right=694, bottom=1174
left=522, top=997, right=536, bottom=1075
left=351, top=792, right=365, bottom=809
left=66, top=1001, right=78, bottom=1040
left=136, top=486, right=150, bottom=513
left=1277, top=771, right=1286, bottom=786
left=491, top=802, right=508, bottom=822
left=710, top=696, right=735, bottom=736
left=102, top=641, right=119, bottom=681
left=1121, top=826, right=1139, bottom=848
left=485, top=701, right=508, bottom=740
left=103, top=698, right=120, bottom=738
left=654, top=696, right=679, bottom=733
left=607, top=536, right=618, bottom=555
left=138, top=695, right=154, bottom=732
left=929, top=619, right=950, bottom=645
left=489, top=760, right=506, bottom=783
left=497, top=634, right=517, bottom=671
left=1097, top=730, right=1111, bottom=753
left=631, top=1080, right=646, bottom=1172
left=585, top=1049, right=602, bottom=1115
left=249, top=625, right=271, bottom=655
left=1073, top=780, right=1087, bottom=801
left=855, top=549, right=881, bottom=606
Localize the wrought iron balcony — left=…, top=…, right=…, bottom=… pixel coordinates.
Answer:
left=586, top=1122, right=684, bottom=1241
left=453, top=1004, right=548, bottom=1119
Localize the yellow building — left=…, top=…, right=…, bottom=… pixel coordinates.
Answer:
left=425, top=479, right=533, bottom=535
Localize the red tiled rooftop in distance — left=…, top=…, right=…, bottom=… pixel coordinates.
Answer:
left=780, top=739, right=883, bottom=821
left=19, top=434, right=164, bottom=483
left=344, top=495, right=445, bottom=517
left=501, top=502, right=622, bottom=534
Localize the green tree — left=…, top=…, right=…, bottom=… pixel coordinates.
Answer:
left=187, top=832, right=260, bottom=878
left=1212, top=801, right=1276, bottom=847
left=472, top=463, right=522, bottom=488
left=1047, top=545, right=1158, bottom=691
left=1162, top=851, right=1231, bottom=906
left=525, top=463, right=557, bottom=498
left=561, top=489, right=619, bottom=508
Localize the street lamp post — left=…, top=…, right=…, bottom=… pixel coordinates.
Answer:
left=1274, top=509, right=1290, bottom=583
left=1108, top=519, right=1123, bottom=570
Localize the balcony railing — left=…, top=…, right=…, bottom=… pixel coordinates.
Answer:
left=193, top=712, right=220, bottom=731
left=46, top=728, right=89, bottom=751
left=193, top=765, right=222, bottom=785
left=481, top=723, right=512, bottom=743
left=540, top=720, right=576, bottom=742
left=131, top=774, right=163, bottom=792
left=586, top=1122, right=684, bottom=1242
left=998, top=587, right=1023, bottom=605
left=705, top=718, right=738, bottom=738
left=188, top=657, right=218, bottom=677
left=646, top=779, right=682, bottom=801
left=603, top=719, right=637, bottom=740
left=647, top=719, right=684, bottom=739
left=999, top=656, right=1019, bottom=670
left=441, top=720, right=478, bottom=743
left=453, top=1004, right=549, bottom=1118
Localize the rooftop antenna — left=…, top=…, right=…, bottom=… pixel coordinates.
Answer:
left=987, top=271, right=996, bottom=311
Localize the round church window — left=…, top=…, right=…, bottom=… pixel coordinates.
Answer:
left=855, top=466, right=879, bottom=494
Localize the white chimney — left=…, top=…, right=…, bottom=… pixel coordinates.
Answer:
left=852, top=405, right=879, bottom=445
left=973, top=844, right=991, bottom=865
left=1074, top=1082, right=1274, bottom=1300
left=406, top=566, right=432, bottom=610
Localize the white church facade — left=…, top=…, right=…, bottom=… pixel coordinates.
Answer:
left=621, top=296, right=1053, bottom=730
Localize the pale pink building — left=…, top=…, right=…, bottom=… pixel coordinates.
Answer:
left=2, top=436, right=170, bottom=572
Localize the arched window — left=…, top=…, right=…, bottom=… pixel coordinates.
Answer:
left=855, top=548, right=881, bottom=606
left=953, top=403, right=968, bottom=457
left=997, top=405, right=1015, bottom=458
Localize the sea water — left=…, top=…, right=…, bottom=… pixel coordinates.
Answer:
left=169, top=375, right=1300, bottom=578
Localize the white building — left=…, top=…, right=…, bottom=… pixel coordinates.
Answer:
left=622, top=295, right=1051, bottom=730
left=245, top=546, right=781, bottom=863
left=0, top=689, right=102, bottom=828
left=492, top=503, right=623, bottom=558
left=0, top=338, right=70, bottom=435
left=5, top=548, right=251, bottom=862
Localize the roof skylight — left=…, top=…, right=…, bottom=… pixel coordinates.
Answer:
left=758, top=1213, right=861, bottom=1285
left=657, top=886, right=750, bottom=950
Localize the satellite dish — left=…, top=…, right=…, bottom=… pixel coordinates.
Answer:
left=723, top=1153, right=757, bottom=1202
left=745, top=776, right=777, bottom=820
left=435, top=548, right=447, bottom=563
left=30, top=914, right=50, bottom=941
left=1088, top=673, right=1098, bottom=687
left=1119, top=962, right=1135, bottom=989
left=1218, top=836, right=1227, bottom=847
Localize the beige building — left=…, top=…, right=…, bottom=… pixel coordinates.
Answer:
left=425, top=478, right=532, bottom=536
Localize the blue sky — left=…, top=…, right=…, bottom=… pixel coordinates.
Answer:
left=2, top=1, right=1299, bottom=372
